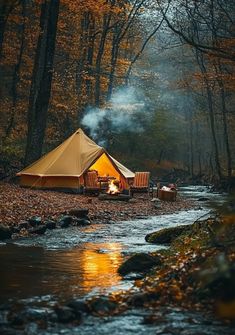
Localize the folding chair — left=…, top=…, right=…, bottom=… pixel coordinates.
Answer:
left=130, top=172, right=152, bottom=196
left=83, top=170, right=100, bottom=195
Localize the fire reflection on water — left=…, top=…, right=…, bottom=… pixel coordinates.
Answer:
left=81, top=243, right=122, bottom=292
left=0, top=242, right=123, bottom=302
left=64, top=242, right=123, bottom=294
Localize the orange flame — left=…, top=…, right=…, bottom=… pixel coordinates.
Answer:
left=107, top=180, right=120, bottom=195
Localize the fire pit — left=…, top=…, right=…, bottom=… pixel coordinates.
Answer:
left=98, top=193, right=131, bottom=201
left=98, top=179, right=131, bottom=201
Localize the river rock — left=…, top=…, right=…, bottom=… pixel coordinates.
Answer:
left=28, top=225, right=47, bottom=235
left=54, top=306, right=77, bottom=323
left=19, top=221, right=29, bottom=229
left=8, top=313, right=24, bottom=326
left=6, top=307, right=49, bottom=330
left=10, top=226, right=21, bottom=234
left=24, top=322, right=38, bottom=335
left=0, top=328, right=18, bottom=335
left=45, top=220, right=56, bottom=230
left=127, top=292, right=160, bottom=307
left=198, top=253, right=235, bottom=300
left=127, top=293, right=149, bottom=307
left=118, top=253, right=162, bottom=275
left=145, top=224, right=191, bottom=244
left=28, top=216, right=42, bottom=227
left=73, top=218, right=90, bottom=226
left=143, top=313, right=166, bottom=325
left=135, top=215, right=149, bottom=220
left=68, top=208, right=89, bottom=218
left=197, top=197, right=210, bottom=201
left=67, top=299, right=90, bottom=314
left=21, top=308, right=48, bottom=322
left=0, top=310, right=8, bottom=328
left=151, top=198, right=162, bottom=209
left=58, top=215, right=73, bottom=228
left=88, top=296, right=118, bottom=315
left=106, top=220, right=116, bottom=225
left=122, top=273, right=145, bottom=280
left=0, top=224, right=12, bottom=240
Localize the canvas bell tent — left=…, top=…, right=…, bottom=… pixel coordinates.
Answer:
left=17, top=128, right=134, bottom=191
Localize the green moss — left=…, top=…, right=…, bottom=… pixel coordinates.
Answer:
left=145, top=225, right=191, bottom=244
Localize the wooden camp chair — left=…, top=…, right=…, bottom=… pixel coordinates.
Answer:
left=130, top=172, right=152, bottom=196
left=83, top=170, right=100, bottom=195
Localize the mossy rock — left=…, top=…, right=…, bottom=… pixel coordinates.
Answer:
left=118, top=253, right=162, bottom=275
left=145, top=224, right=192, bottom=244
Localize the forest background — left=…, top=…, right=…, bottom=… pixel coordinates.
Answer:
left=0, top=0, right=234, bottom=185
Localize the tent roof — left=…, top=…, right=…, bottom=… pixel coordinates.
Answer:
left=17, top=128, right=134, bottom=179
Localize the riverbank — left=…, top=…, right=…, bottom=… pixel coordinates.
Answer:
left=119, top=215, right=235, bottom=320
left=0, top=184, right=234, bottom=334
left=1, top=214, right=235, bottom=334
left=55, top=214, right=235, bottom=328
left=0, top=182, right=196, bottom=229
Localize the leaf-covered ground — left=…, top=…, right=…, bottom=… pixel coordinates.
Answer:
left=0, top=182, right=196, bottom=227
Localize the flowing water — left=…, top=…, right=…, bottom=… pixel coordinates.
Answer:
left=0, top=186, right=234, bottom=334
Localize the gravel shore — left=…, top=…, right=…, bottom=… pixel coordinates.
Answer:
left=0, top=182, right=196, bottom=227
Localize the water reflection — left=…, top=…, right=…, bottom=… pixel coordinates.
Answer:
left=0, top=242, right=123, bottom=303
left=79, top=242, right=122, bottom=294
left=0, top=186, right=223, bottom=305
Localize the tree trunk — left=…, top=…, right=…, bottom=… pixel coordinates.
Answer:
left=0, top=2, right=19, bottom=58
left=107, top=30, right=119, bottom=100
left=94, top=13, right=111, bottom=106
left=4, top=0, right=26, bottom=139
left=24, top=0, right=60, bottom=166
left=195, top=51, right=222, bottom=179
left=215, top=62, right=232, bottom=180
left=184, top=101, right=194, bottom=179
left=76, top=12, right=90, bottom=95
left=205, top=84, right=222, bottom=179
left=157, top=149, right=164, bottom=164
left=198, top=152, right=202, bottom=176
left=209, top=154, right=214, bottom=179
left=0, top=4, right=9, bottom=58
left=85, top=15, right=95, bottom=100
left=189, top=115, right=194, bottom=178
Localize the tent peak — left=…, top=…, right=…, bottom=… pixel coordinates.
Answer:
left=75, top=128, right=84, bottom=134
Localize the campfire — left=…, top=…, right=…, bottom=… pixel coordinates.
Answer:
left=98, top=178, right=130, bottom=201
left=107, top=180, right=120, bottom=195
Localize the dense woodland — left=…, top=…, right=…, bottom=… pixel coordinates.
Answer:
left=0, top=0, right=234, bottom=186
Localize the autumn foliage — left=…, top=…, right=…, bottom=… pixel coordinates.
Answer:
left=0, top=0, right=234, bottom=184
left=0, top=0, right=145, bottom=165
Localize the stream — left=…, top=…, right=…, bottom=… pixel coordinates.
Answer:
left=0, top=186, right=234, bottom=334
